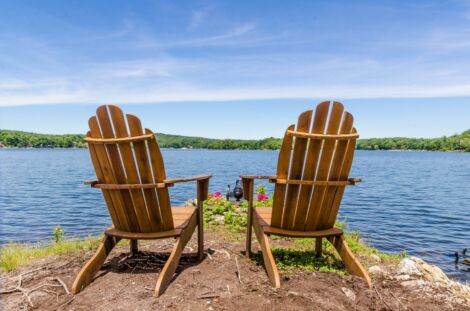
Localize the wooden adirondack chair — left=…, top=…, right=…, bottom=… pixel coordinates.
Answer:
left=72, top=105, right=211, bottom=297
left=242, top=101, right=372, bottom=288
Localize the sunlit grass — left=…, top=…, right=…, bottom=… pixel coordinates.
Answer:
left=0, top=236, right=102, bottom=271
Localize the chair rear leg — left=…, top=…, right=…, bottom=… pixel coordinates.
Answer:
left=197, top=205, right=204, bottom=261
left=315, top=237, right=322, bottom=257
left=130, top=239, right=138, bottom=256
left=246, top=222, right=253, bottom=256
left=253, top=222, right=280, bottom=288
left=72, top=235, right=118, bottom=294
left=328, top=235, right=372, bottom=288
left=155, top=214, right=197, bottom=297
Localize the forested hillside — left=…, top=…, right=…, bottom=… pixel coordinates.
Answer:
left=1, top=129, right=469, bottom=151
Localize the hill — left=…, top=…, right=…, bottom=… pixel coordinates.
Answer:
left=0, top=129, right=469, bottom=151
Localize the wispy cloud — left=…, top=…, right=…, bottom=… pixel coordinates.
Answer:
left=135, top=22, right=257, bottom=49
left=188, top=7, right=211, bottom=30
left=2, top=52, right=470, bottom=106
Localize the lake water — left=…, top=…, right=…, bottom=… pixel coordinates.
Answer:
left=0, top=149, right=469, bottom=282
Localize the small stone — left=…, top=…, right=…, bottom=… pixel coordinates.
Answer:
left=287, top=291, right=300, bottom=297
left=395, top=274, right=411, bottom=281
left=401, top=279, right=426, bottom=288
left=397, top=258, right=422, bottom=276
left=341, top=287, right=356, bottom=301
left=370, top=254, right=381, bottom=263
left=368, top=265, right=386, bottom=277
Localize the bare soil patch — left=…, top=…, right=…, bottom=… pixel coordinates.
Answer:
left=1, top=231, right=469, bottom=311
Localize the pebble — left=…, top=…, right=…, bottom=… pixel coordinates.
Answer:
left=401, top=279, right=426, bottom=288
left=394, top=274, right=411, bottom=281
left=368, top=265, right=386, bottom=277
left=341, top=287, right=356, bottom=301
left=370, top=254, right=381, bottom=263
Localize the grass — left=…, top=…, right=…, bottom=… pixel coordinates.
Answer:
left=266, top=229, right=401, bottom=275
left=0, top=236, right=102, bottom=272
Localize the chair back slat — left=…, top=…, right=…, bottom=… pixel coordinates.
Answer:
left=127, top=114, right=164, bottom=232
left=303, top=102, right=344, bottom=230
left=88, top=116, right=135, bottom=231
left=271, top=124, right=295, bottom=227
left=273, top=101, right=357, bottom=231
left=86, top=105, right=174, bottom=233
left=106, top=105, right=155, bottom=232
left=145, top=128, right=174, bottom=230
left=291, top=101, right=330, bottom=229
left=95, top=106, right=147, bottom=232
left=86, top=131, right=125, bottom=230
left=281, top=110, right=312, bottom=228
left=308, top=107, right=354, bottom=230
left=325, top=127, right=357, bottom=228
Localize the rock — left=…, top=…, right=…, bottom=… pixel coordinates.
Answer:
left=410, top=257, right=449, bottom=284
left=397, top=258, right=422, bottom=276
left=370, top=254, right=381, bottom=263
left=368, top=265, right=386, bottom=277
left=287, top=291, right=300, bottom=297
left=394, top=274, right=411, bottom=281
left=400, top=279, right=426, bottom=289
left=341, top=287, right=356, bottom=301
left=213, top=215, right=224, bottom=224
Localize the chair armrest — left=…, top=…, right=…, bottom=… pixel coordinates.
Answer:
left=84, top=180, right=98, bottom=186
left=164, top=174, right=212, bottom=187
left=348, top=178, right=362, bottom=183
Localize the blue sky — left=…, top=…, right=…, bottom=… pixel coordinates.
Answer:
left=0, top=0, right=469, bottom=138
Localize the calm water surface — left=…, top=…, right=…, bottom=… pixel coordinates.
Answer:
left=0, top=149, right=469, bottom=281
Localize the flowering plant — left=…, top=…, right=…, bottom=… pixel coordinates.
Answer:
left=206, top=192, right=226, bottom=207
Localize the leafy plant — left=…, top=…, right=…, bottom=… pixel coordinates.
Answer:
left=255, top=184, right=266, bottom=195
left=52, top=225, right=65, bottom=243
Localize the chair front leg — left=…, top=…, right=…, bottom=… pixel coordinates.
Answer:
left=72, top=235, right=119, bottom=294
left=196, top=178, right=209, bottom=261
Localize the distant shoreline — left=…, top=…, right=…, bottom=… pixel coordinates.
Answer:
left=0, top=147, right=468, bottom=153
left=1, top=129, right=469, bottom=152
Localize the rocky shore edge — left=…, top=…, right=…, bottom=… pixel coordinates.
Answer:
left=368, top=255, right=469, bottom=308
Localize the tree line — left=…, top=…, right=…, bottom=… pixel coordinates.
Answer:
left=1, top=129, right=469, bottom=152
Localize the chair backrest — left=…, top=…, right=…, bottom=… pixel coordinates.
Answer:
left=271, top=101, right=358, bottom=231
left=86, top=105, right=174, bottom=233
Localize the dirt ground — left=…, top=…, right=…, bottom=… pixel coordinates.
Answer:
left=1, top=231, right=469, bottom=311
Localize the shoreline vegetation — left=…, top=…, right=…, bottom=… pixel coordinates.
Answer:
left=0, top=129, right=469, bottom=151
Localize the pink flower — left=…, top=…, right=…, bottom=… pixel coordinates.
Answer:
left=214, top=191, right=221, bottom=197
left=257, top=194, right=266, bottom=201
